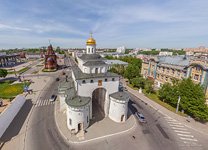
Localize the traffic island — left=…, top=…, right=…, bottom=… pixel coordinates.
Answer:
left=54, top=100, right=136, bottom=144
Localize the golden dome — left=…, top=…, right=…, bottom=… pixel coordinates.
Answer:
left=86, top=33, right=96, bottom=45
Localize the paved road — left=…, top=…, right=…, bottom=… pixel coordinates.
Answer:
left=1, top=55, right=202, bottom=150
left=0, top=74, right=70, bottom=150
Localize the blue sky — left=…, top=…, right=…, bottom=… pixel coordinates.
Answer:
left=0, top=0, right=208, bottom=49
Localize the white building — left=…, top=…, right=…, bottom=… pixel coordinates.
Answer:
left=117, top=46, right=126, bottom=53
left=58, top=34, right=129, bottom=134
left=159, top=51, right=173, bottom=56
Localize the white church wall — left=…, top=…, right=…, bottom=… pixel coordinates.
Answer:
left=67, top=103, right=90, bottom=133
left=108, top=97, right=128, bottom=123
left=77, top=77, right=119, bottom=98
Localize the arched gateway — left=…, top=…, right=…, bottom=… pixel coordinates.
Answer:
left=58, top=33, right=129, bottom=134
left=92, top=88, right=107, bottom=120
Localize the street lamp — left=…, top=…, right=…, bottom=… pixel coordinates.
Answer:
left=176, top=95, right=181, bottom=113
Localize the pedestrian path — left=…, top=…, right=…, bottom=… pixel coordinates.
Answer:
left=164, top=116, right=202, bottom=147
left=34, top=99, right=55, bottom=107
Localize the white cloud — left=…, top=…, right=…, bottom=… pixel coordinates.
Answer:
left=0, top=23, right=31, bottom=31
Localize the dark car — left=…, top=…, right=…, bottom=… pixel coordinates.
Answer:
left=50, top=95, right=57, bottom=102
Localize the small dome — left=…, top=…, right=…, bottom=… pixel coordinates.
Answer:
left=86, top=33, right=96, bottom=45
left=47, top=57, right=54, bottom=62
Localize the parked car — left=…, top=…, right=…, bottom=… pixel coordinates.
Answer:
left=50, top=95, right=57, bottom=102
left=135, top=112, right=146, bottom=123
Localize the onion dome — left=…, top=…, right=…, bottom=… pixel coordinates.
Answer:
left=86, top=33, right=96, bottom=45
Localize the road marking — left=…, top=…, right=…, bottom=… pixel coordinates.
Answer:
left=43, top=100, right=47, bottom=106
left=164, top=118, right=177, bottom=122
left=174, top=130, right=191, bottom=134
left=171, top=127, right=187, bottom=130
left=35, top=100, right=40, bottom=106
left=169, top=124, right=184, bottom=128
left=168, top=122, right=181, bottom=125
left=183, top=141, right=201, bottom=146
left=40, top=100, right=44, bottom=106
left=177, top=134, right=194, bottom=138
left=180, top=137, right=198, bottom=142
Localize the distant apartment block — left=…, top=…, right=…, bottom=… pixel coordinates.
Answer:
left=184, top=46, right=208, bottom=54
left=141, top=55, right=208, bottom=104
left=117, top=46, right=126, bottom=53
left=159, top=51, right=173, bottom=56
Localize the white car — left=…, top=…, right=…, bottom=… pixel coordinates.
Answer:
left=50, top=95, right=57, bottom=102
left=135, top=112, right=146, bottom=123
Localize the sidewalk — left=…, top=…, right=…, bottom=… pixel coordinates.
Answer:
left=54, top=100, right=136, bottom=144
left=122, top=79, right=208, bottom=136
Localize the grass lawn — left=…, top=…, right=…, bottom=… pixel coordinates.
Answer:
left=0, top=80, right=30, bottom=99
left=143, top=90, right=186, bottom=116
left=127, top=82, right=186, bottom=116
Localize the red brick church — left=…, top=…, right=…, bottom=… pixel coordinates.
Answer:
left=44, top=44, right=57, bottom=70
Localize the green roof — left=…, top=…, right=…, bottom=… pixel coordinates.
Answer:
left=110, top=92, right=129, bottom=101
left=72, top=66, right=120, bottom=80
left=65, top=96, right=91, bottom=107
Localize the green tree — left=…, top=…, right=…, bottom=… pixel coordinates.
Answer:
left=144, top=79, right=154, bottom=94
left=130, top=77, right=145, bottom=89
left=0, top=69, right=8, bottom=78
left=158, top=78, right=208, bottom=122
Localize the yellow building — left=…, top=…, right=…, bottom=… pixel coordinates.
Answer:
left=141, top=56, right=208, bottom=104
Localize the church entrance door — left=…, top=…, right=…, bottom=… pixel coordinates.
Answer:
left=121, top=115, right=125, bottom=122
left=92, top=88, right=106, bottom=121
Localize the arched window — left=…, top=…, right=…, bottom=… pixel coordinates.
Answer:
left=82, top=80, right=86, bottom=84
left=95, top=68, right=98, bottom=74
left=105, top=78, right=108, bottom=82
left=112, top=78, right=115, bottom=81
left=90, top=80, right=94, bottom=83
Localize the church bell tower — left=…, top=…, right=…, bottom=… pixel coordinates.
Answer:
left=86, top=32, right=96, bottom=54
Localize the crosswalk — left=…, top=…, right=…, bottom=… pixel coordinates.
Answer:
left=164, top=116, right=202, bottom=147
left=34, top=99, right=55, bottom=107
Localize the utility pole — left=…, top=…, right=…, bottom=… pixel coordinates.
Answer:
left=176, top=96, right=181, bottom=113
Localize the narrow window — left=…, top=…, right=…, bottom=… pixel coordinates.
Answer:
left=105, top=78, right=108, bottom=82
left=90, top=80, right=93, bottom=83
left=69, top=119, right=72, bottom=125
left=87, top=116, right=89, bottom=123
left=82, top=80, right=86, bottom=84
left=112, top=78, right=115, bottom=81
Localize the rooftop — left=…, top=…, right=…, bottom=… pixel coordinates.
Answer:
left=158, top=55, right=190, bottom=67
left=105, top=60, right=128, bottom=65
left=83, top=60, right=107, bottom=66
left=110, top=92, right=129, bottom=101
left=65, top=96, right=91, bottom=108
left=79, top=54, right=104, bottom=61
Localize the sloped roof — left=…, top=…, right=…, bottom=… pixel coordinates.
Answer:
left=72, top=65, right=119, bottom=80
left=110, top=92, right=129, bottom=102
left=83, top=60, right=107, bottom=66
left=79, top=54, right=104, bottom=60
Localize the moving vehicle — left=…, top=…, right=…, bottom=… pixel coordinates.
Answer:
left=50, top=94, right=57, bottom=102
left=135, top=112, right=146, bottom=123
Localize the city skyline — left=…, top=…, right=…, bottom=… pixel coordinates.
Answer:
left=0, top=0, right=208, bottom=49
